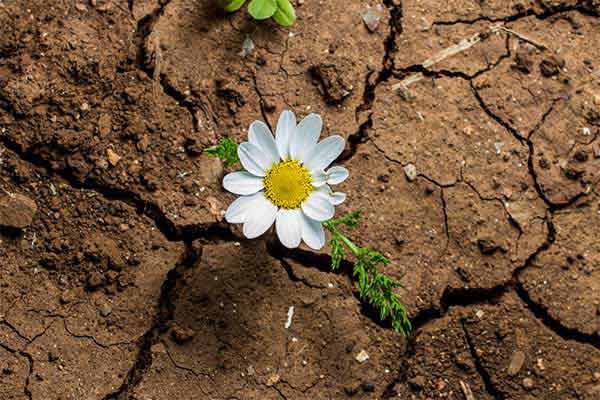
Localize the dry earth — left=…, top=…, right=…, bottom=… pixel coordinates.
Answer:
left=1, top=0, right=599, bottom=399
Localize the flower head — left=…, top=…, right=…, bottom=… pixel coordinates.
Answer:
left=223, top=110, right=349, bottom=249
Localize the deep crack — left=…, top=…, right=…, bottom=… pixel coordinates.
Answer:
left=101, top=242, right=201, bottom=400
left=132, top=0, right=198, bottom=125
left=0, top=133, right=235, bottom=243
left=0, top=341, right=34, bottom=400
left=341, top=0, right=403, bottom=162
left=460, top=318, right=505, bottom=400
left=432, top=1, right=600, bottom=26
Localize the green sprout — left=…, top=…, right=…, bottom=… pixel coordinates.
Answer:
left=207, top=138, right=412, bottom=336
left=323, top=212, right=412, bottom=336
left=218, top=0, right=296, bottom=27
left=204, top=138, right=240, bottom=167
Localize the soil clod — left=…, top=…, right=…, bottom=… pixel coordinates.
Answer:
left=0, top=193, right=37, bottom=229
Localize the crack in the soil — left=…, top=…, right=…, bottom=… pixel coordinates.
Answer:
left=278, top=256, right=331, bottom=290
left=267, top=238, right=407, bottom=332
left=0, top=341, right=34, bottom=400
left=431, top=1, right=600, bottom=26
left=471, top=82, right=591, bottom=211
left=0, top=133, right=236, bottom=243
left=391, top=31, right=512, bottom=84
left=460, top=318, right=505, bottom=400
left=340, top=0, right=403, bottom=163
left=251, top=71, right=274, bottom=133
left=407, top=205, right=554, bottom=342
left=132, top=0, right=201, bottom=130
left=0, top=319, right=31, bottom=344
left=514, top=279, right=600, bottom=350
left=101, top=242, right=201, bottom=400
left=371, top=133, right=526, bottom=238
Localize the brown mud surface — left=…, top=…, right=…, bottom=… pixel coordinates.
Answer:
left=1, top=0, right=599, bottom=399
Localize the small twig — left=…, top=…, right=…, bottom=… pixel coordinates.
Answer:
left=0, top=176, right=14, bottom=197
left=499, top=26, right=547, bottom=50
left=392, top=24, right=503, bottom=93
left=152, top=37, right=162, bottom=102
left=460, top=380, right=476, bottom=400
left=422, top=26, right=500, bottom=69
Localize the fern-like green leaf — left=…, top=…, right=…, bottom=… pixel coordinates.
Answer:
left=323, top=211, right=412, bottom=336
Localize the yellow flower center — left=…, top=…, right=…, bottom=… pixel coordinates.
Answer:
left=264, top=160, right=313, bottom=209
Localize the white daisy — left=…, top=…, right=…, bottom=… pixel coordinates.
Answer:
left=223, top=110, right=349, bottom=249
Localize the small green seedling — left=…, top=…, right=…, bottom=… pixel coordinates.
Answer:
left=204, top=138, right=240, bottom=167
left=218, top=0, right=296, bottom=27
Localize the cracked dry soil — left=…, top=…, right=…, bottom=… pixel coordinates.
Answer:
left=0, top=0, right=600, bottom=399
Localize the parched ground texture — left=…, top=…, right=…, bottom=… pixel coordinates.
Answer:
left=0, top=0, right=599, bottom=399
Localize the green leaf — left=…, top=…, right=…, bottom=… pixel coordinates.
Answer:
left=219, top=0, right=247, bottom=12
left=329, top=235, right=345, bottom=270
left=204, top=138, right=239, bottom=167
left=326, top=210, right=362, bottom=229
left=248, top=0, right=277, bottom=20
left=272, top=0, right=296, bottom=26
left=323, top=211, right=412, bottom=336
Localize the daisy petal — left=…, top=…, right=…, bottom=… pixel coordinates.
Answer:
left=238, top=142, right=273, bottom=177
left=225, top=192, right=265, bottom=223
left=223, top=171, right=264, bottom=195
left=316, top=185, right=345, bottom=205
left=304, top=135, right=345, bottom=173
left=311, top=169, right=328, bottom=187
left=249, top=120, right=279, bottom=165
left=326, top=166, right=349, bottom=185
left=300, top=213, right=325, bottom=250
left=242, top=195, right=278, bottom=239
left=275, top=209, right=303, bottom=248
left=275, top=110, right=296, bottom=160
left=291, top=113, right=322, bottom=162
left=301, top=191, right=334, bottom=221
left=330, top=192, right=347, bottom=205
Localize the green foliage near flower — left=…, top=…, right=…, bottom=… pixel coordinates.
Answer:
left=217, top=0, right=296, bottom=27
left=323, top=212, right=412, bottom=336
left=204, top=138, right=239, bottom=167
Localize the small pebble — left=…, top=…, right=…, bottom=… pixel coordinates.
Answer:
left=239, top=36, right=254, bottom=58
left=582, top=127, right=591, bottom=136
left=171, top=325, right=196, bottom=344
left=508, top=351, right=525, bottom=376
left=98, top=302, right=112, bottom=317
left=0, top=193, right=37, bottom=229
left=266, top=373, right=280, bottom=386
left=362, top=8, right=382, bottom=32
left=106, top=148, right=121, bottom=166
left=403, top=164, right=417, bottom=181
left=592, top=143, right=600, bottom=159
left=355, top=349, right=370, bottom=363
left=522, top=377, right=535, bottom=389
